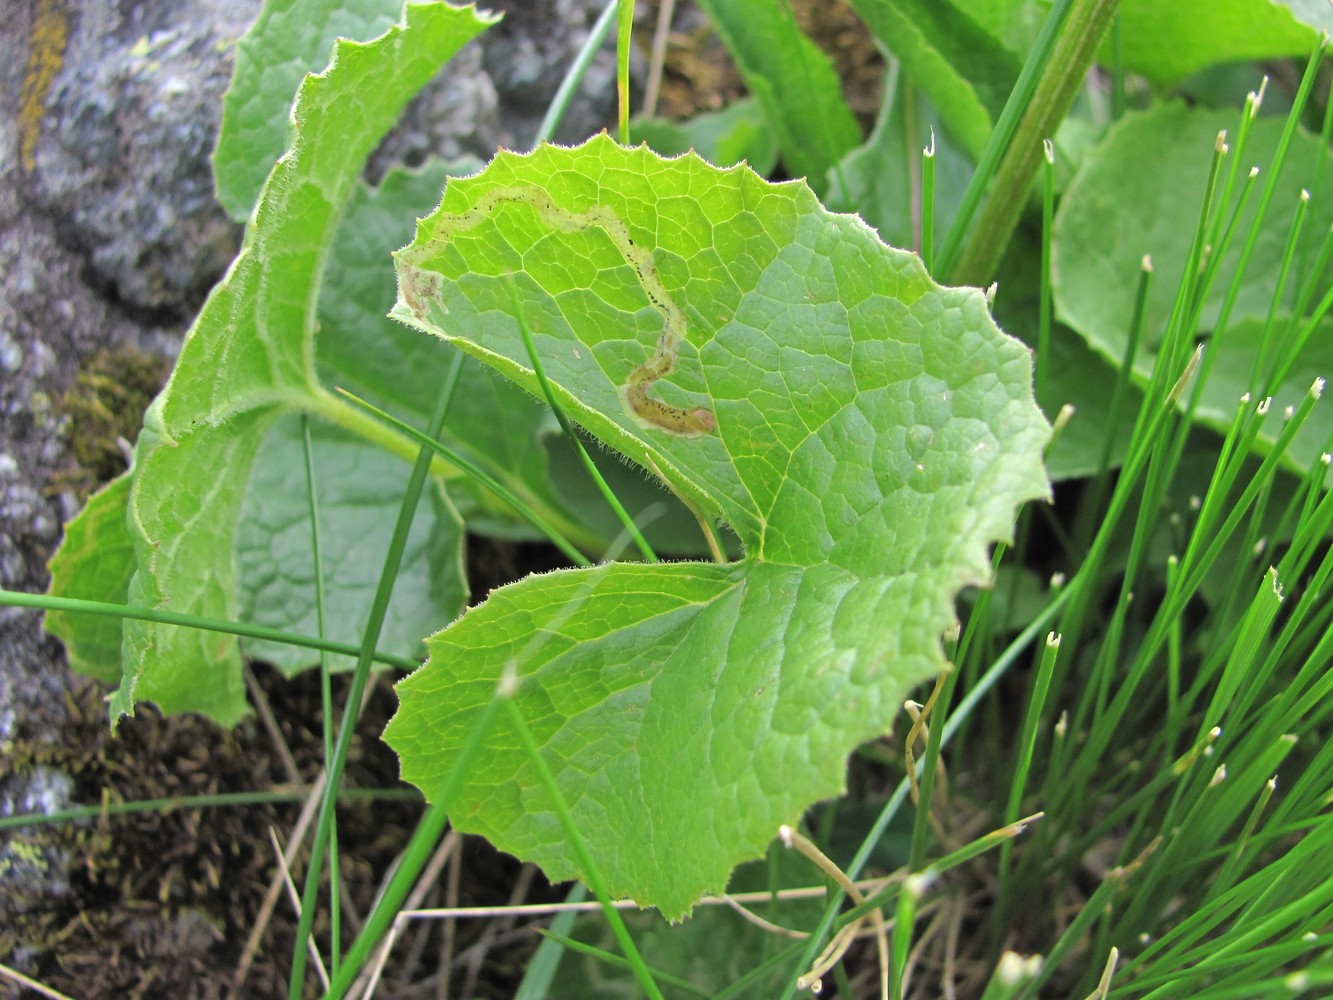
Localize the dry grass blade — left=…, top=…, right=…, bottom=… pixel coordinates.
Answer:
left=268, top=826, right=330, bottom=991
left=230, top=771, right=327, bottom=998
left=0, top=961, right=78, bottom=1000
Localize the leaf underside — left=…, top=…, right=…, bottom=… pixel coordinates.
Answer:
left=45, top=2, right=496, bottom=725
left=384, top=136, right=1051, bottom=917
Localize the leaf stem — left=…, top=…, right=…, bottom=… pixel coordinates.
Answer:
left=934, top=0, right=1075, bottom=279
left=948, top=0, right=1121, bottom=287
left=617, top=0, right=634, bottom=144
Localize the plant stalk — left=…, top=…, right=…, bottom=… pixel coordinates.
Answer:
left=950, top=0, right=1121, bottom=288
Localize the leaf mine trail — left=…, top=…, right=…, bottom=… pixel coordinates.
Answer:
left=398, top=184, right=717, bottom=436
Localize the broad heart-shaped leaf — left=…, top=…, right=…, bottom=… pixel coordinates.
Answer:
left=1053, top=103, right=1333, bottom=481
left=319, top=161, right=713, bottom=554
left=213, top=0, right=404, bottom=220
left=384, top=137, right=1051, bottom=917
left=105, top=3, right=495, bottom=724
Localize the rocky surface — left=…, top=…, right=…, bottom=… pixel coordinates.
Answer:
left=0, top=0, right=616, bottom=992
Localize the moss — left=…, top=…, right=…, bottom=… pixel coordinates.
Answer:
left=51, top=348, right=170, bottom=501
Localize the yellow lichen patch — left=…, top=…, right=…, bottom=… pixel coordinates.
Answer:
left=19, top=0, right=70, bottom=174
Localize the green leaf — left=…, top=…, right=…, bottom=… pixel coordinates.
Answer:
left=1040, top=324, right=1138, bottom=481
left=45, top=473, right=137, bottom=682
left=631, top=99, right=779, bottom=175
left=1277, top=0, right=1333, bottom=34
left=961, top=0, right=1048, bottom=56
left=846, top=0, right=1021, bottom=161
left=213, top=0, right=404, bottom=220
left=1053, top=103, right=1333, bottom=474
left=691, top=0, right=861, bottom=195
left=825, top=70, right=974, bottom=249
left=318, top=160, right=698, bottom=552
left=235, top=415, right=466, bottom=673
left=1111, top=0, right=1322, bottom=88
left=112, top=2, right=495, bottom=723
left=384, top=137, right=1051, bottom=917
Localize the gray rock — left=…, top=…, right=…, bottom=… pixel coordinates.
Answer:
left=25, top=0, right=257, bottom=313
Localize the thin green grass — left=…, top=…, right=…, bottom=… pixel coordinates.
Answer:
left=506, top=275, right=658, bottom=562
left=0, top=588, right=419, bottom=670
left=288, top=352, right=466, bottom=999
left=920, top=129, right=936, bottom=271
left=300, top=413, right=342, bottom=976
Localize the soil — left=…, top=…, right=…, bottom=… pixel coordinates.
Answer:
left=644, top=0, right=882, bottom=124
left=8, top=652, right=558, bottom=999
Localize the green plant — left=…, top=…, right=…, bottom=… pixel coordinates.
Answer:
left=4, top=0, right=1333, bottom=996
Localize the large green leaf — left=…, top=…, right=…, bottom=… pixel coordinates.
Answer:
left=213, top=0, right=404, bottom=220
left=691, top=0, right=861, bottom=195
left=847, top=0, right=1021, bottom=161
left=319, top=161, right=710, bottom=552
left=384, top=137, right=1051, bottom=916
left=1112, top=0, right=1323, bottom=88
left=1053, top=103, right=1333, bottom=477
left=107, top=3, right=495, bottom=723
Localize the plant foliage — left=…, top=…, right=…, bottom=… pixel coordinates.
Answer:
left=21, top=0, right=1333, bottom=993
left=385, top=136, right=1050, bottom=915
